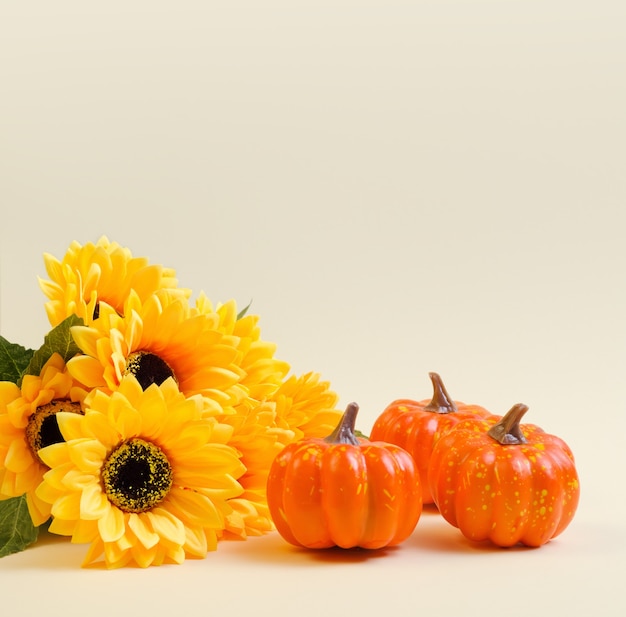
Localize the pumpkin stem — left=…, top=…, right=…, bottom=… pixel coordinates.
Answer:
left=324, top=402, right=361, bottom=446
left=487, top=403, right=529, bottom=445
left=423, top=372, right=458, bottom=414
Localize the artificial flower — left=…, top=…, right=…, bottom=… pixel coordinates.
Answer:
left=194, top=295, right=291, bottom=406
left=217, top=400, right=286, bottom=539
left=194, top=296, right=290, bottom=537
left=38, top=236, right=190, bottom=327
left=271, top=371, right=343, bottom=442
left=65, top=290, right=248, bottom=416
left=0, top=353, right=88, bottom=525
left=36, top=376, right=245, bottom=568
left=1, top=237, right=347, bottom=567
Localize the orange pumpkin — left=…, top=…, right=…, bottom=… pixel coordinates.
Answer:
left=369, top=372, right=492, bottom=504
left=428, top=403, right=580, bottom=547
left=266, top=402, right=422, bottom=549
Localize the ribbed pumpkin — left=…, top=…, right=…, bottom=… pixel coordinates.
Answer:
left=428, top=403, right=580, bottom=547
left=266, top=403, right=422, bottom=549
left=370, top=373, right=492, bottom=504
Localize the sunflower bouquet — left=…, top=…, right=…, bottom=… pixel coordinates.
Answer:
left=0, top=237, right=343, bottom=568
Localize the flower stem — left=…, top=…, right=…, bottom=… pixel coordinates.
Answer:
left=423, top=372, right=458, bottom=414
left=325, top=402, right=361, bottom=445
left=487, top=403, right=529, bottom=445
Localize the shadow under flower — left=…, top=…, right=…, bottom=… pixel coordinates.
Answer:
left=0, top=529, right=86, bottom=571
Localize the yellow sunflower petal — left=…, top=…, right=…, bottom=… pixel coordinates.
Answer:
left=3, top=439, right=35, bottom=473
left=72, top=519, right=99, bottom=544
left=37, top=442, right=70, bottom=470
left=130, top=542, right=159, bottom=568
left=67, top=438, right=108, bottom=473
left=0, top=382, right=21, bottom=407
left=166, top=488, right=223, bottom=527
left=51, top=490, right=82, bottom=520
left=146, top=508, right=186, bottom=546
left=56, top=411, right=86, bottom=442
left=81, top=537, right=104, bottom=566
left=103, top=540, right=133, bottom=569
left=182, top=524, right=208, bottom=558
left=66, top=355, right=106, bottom=389
left=70, top=326, right=101, bottom=359
left=97, top=503, right=125, bottom=542
left=80, top=482, right=110, bottom=520
left=48, top=516, right=77, bottom=537
left=128, top=513, right=160, bottom=550
left=83, top=411, right=121, bottom=449
left=26, top=491, right=52, bottom=527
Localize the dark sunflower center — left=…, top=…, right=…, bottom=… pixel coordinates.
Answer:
left=124, top=351, right=177, bottom=389
left=25, top=400, right=83, bottom=466
left=102, top=438, right=173, bottom=513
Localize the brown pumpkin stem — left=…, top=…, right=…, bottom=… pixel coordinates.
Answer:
left=423, top=372, right=458, bottom=414
left=324, top=402, right=361, bottom=446
left=487, top=403, right=529, bottom=445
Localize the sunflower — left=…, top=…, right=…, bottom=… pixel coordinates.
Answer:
left=193, top=295, right=292, bottom=538
left=66, top=291, right=248, bottom=416
left=194, top=295, right=291, bottom=406
left=35, top=376, right=245, bottom=568
left=0, top=353, right=87, bottom=526
left=215, top=400, right=291, bottom=540
left=38, top=236, right=190, bottom=327
left=271, top=371, right=343, bottom=442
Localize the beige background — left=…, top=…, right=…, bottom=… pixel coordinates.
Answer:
left=1, top=1, right=625, bottom=615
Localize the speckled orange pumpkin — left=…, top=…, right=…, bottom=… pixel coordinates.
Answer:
left=428, top=404, right=580, bottom=547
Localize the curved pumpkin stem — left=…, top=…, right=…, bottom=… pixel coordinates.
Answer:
left=423, top=372, right=458, bottom=414
left=325, top=402, right=361, bottom=446
left=487, top=403, right=529, bottom=445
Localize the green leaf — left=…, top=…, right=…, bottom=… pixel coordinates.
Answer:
left=0, top=336, right=34, bottom=383
left=237, top=299, right=253, bottom=320
left=0, top=495, right=39, bottom=558
left=20, top=315, right=84, bottom=384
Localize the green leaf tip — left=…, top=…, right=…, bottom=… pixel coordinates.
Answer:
left=237, top=300, right=253, bottom=320
left=0, top=495, right=39, bottom=558
left=0, top=336, right=34, bottom=383
left=19, top=315, right=84, bottom=385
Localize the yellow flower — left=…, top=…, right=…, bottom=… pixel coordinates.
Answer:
left=0, top=353, right=87, bottom=525
left=194, top=295, right=291, bottom=406
left=271, top=371, right=343, bottom=442
left=216, top=401, right=287, bottom=539
left=194, top=296, right=294, bottom=538
left=36, top=376, right=245, bottom=568
left=38, top=236, right=190, bottom=327
left=66, top=291, right=248, bottom=416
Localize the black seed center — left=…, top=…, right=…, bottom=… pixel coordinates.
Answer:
left=25, top=400, right=83, bottom=466
left=39, top=414, right=64, bottom=448
left=124, top=351, right=177, bottom=389
left=102, top=438, right=173, bottom=513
